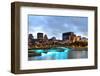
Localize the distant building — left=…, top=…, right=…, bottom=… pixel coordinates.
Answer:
left=28, top=34, right=34, bottom=47
left=75, top=36, right=81, bottom=41
left=69, top=34, right=76, bottom=42
left=44, top=34, right=48, bottom=40
left=81, top=37, right=88, bottom=41
left=50, top=37, right=56, bottom=41
left=28, top=34, right=34, bottom=40
left=37, top=33, right=43, bottom=40
left=62, top=32, right=75, bottom=40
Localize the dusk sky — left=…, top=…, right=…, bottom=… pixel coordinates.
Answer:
left=28, top=15, right=88, bottom=40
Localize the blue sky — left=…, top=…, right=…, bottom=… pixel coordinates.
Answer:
left=28, top=15, right=88, bottom=40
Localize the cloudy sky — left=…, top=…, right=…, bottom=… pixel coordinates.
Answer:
left=28, top=15, right=88, bottom=40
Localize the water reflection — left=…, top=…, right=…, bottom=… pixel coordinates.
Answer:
left=68, top=50, right=88, bottom=59
left=28, top=47, right=88, bottom=60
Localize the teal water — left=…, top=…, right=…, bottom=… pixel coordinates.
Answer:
left=28, top=47, right=88, bottom=60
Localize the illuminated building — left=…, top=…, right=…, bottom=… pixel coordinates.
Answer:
left=69, top=34, right=76, bottom=42
left=62, top=32, right=75, bottom=41
left=75, top=36, right=81, bottom=41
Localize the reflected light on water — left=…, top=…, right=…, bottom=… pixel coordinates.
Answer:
left=29, top=47, right=70, bottom=60
left=28, top=47, right=88, bottom=60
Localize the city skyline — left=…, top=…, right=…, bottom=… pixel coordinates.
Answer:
left=29, top=32, right=88, bottom=40
left=28, top=15, right=88, bottom=40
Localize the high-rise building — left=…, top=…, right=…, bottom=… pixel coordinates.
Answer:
left=37, top=33, right=43, bottom=39
left=44, top=34, right=48, bottom=40
left=62, top=32, right=75, bottom=40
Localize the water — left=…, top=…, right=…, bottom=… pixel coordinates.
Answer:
left=28, top=47, right=88, bottom=61
left=68, top=50, right=88, bottom=59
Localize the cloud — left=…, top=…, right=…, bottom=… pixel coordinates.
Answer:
left=28, top=15, right=88, bottom=39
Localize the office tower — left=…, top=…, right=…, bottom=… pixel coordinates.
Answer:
left=62, top=32, right=75, bottom=40
left=44, top=34, right=48, bottom=40
left=37, top=33, right=43, bottom=39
